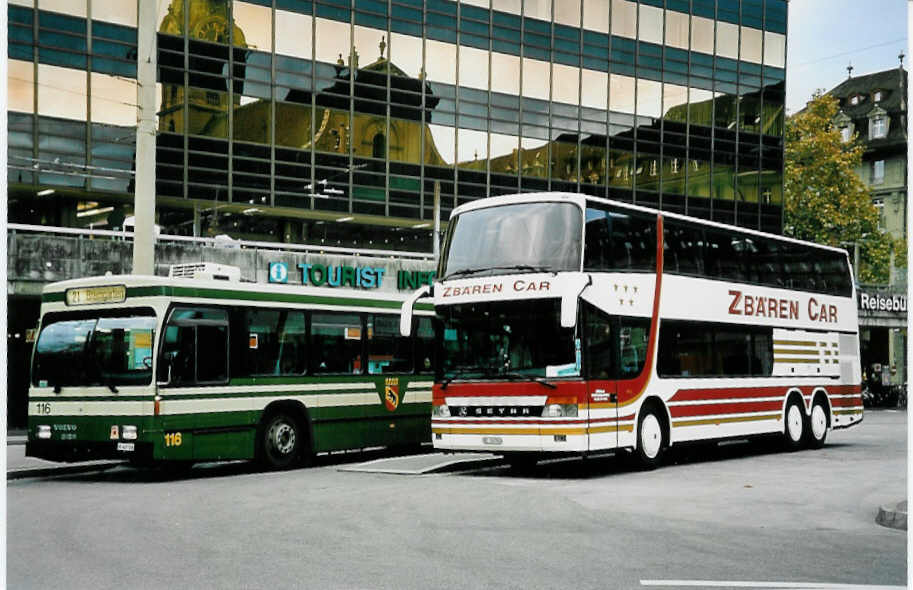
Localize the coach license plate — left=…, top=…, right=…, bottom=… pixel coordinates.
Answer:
left=482, top=436, right=503, bottom=445
left=116, top=442, right=135, bottom=452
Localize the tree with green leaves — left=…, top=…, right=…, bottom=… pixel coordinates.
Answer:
left=784, top=92, right=896, bottom=284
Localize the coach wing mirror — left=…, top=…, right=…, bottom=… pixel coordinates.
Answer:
left=400, top=284, right=433, bottom=337
left=560, top=273, right=592, bottom=329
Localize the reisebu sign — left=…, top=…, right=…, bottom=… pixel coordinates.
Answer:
left=858, top=292, right=907, bottom=316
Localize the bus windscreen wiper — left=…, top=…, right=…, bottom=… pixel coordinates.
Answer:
left=500, top=370, right=557, bottom=389
left=483, top=264, right=556, bottom=275
left=443, top=265, right=556, bottom=281
left=442, top=268, right=483, bottom=280
left=441, top=365, right=493, bottom=389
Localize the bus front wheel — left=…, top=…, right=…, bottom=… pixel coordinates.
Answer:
left=260, top=412, right=302, bottom=470
left=634, top=407, right=667, bottom=470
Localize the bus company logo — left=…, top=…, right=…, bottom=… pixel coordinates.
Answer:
left=384, top=377, right=400, bottom=411
left=728, top=290, right=838, bottom=323
left=440, top=280, right=551, bottom=298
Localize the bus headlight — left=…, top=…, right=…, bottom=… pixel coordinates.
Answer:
left=122, top=425, right=138, bottom=440
left=543, top=404, right=578, bottom=418
left=37, top=425, right=51, bottom=439
left=432, top=405, right=451, bottom=418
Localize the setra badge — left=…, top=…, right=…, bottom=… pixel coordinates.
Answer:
left=384, top=377, right=400, bottom=411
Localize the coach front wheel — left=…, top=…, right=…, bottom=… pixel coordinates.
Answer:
left=634, top=407, right=667, bottom=469
left=806, top=399, right=829, bottom=449
left=260, top=412, right=302, bottom=470
left=783, top=399, right=805, bottom=451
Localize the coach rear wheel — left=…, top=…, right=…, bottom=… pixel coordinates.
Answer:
left=634, top=408, right=667, bottom=469
left=783, top=399, right=806, bottom=452
left=260, top=412, right=302, bottom=470
left=806, top=399, right=829, bottom=449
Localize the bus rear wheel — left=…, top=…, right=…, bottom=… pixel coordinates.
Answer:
left=783, top=398, right=806, bottom=452
left=806, top=398, right=829, bottom=449
left=634, top=407, right=667, bottom=470
left=259, top=412, right=302, bottom=470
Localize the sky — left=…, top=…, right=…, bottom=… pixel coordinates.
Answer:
left=786, top=0, right=908, bottom=114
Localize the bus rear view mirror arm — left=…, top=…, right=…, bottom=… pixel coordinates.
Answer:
left=400, top=284, right=433, bottom=337
left=560, top=273, right=592, bottom=329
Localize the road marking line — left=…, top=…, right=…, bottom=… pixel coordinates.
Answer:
left=640, top=581, right=904, bottom=589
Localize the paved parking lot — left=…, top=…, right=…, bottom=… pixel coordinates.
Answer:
left=7, top=410, right=906, bottom=589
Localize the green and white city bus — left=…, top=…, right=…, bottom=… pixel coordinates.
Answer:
left=26, top=266, right=435, bottom=469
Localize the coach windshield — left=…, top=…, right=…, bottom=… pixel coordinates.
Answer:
left=440, top=202, right=582, bottom=279
left=439, top=299, right=579, bottom=382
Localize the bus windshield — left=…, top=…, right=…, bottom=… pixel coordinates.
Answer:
left=441, top=202, right=582, bottom=279
left=32, top=313, right=156, bottom=388
left=439, top=300, right=579, bottom=381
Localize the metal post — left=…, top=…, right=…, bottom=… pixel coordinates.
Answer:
left=854, top=243, right=860, bottom=283
left=192, top=204, right=201, bottom=238
left=133, top=0, right=157, bottom=275
left=433, top=180, right=441, bottom=261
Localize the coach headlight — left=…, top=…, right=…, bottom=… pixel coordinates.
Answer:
left=543, top=404, right=578, bottom=418
left=37, top=425, right=51, bottom=439
left=432, top=404, right=451, bottom=418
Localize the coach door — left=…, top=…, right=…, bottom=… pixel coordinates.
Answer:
left=582, top=304, right=618, bottom=451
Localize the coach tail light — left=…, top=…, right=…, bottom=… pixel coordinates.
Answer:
left=543, top=397, right=578, bottom=418
left=37, top=425, right=51, bottom=439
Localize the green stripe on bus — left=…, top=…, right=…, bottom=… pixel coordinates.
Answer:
left=45, top=285, right=435, bottom=311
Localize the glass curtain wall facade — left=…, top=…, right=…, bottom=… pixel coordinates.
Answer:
left=7, top=0, right=787, bottom=245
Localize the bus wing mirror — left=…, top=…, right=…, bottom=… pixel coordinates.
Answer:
left=400, top=285, right=433, bottom=337
left=560, top=274, right=592, bottom=329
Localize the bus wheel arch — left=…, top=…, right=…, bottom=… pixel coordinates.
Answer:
left=257, top=400, right=312, bottom=469
left=633, top=396, right=670, bottom=469
left=806, top=389, right=831, bottom=449
left=782, top=390, right=806, bottom=451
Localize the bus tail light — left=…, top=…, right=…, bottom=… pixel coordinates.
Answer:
left=543, top=396, right=579, bottom=418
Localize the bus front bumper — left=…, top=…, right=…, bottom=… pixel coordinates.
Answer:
left=26, top=439, right=152, bottom=463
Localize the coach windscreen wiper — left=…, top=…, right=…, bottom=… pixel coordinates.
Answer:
left=441, top=365, right=498, bottom=389
left=483, top=264, right=557, bottom=275
left=443, top=265, right=556, bottom=281
left=499, top=371, right=558, bottom=389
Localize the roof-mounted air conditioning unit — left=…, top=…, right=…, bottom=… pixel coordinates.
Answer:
left=169, top=263, right=241, bottom=282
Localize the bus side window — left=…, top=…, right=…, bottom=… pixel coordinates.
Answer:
left=414, top=317, right=435, bottom=374
left=619, top=317, right=650, bottom=379
left=583, top=305, right=614, bottom=380
left=367, top=314, right=412, bottom=374
left=311, top=312, right=364, bottom=374
left=245, top=309, right=307, bottom=376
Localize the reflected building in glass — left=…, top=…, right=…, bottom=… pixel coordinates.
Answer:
left=7, top=0, right=787, bottom=246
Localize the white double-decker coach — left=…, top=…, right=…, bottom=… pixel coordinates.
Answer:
left=401, top=192, right=863, bottom=469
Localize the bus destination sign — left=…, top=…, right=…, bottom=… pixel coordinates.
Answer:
left=65, top=285, right=127, bottom=306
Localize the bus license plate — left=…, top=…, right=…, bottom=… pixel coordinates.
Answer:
left=482, top=436, right=502, bottom=445
left=116, top=442, right=135, bottom=452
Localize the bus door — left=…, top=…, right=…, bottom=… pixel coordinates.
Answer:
left=157, top=307, right=230, bottom=457
left=582, top=305, right=618, bottom=450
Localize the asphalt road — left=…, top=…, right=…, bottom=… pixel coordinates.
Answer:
left=8, top=410, right=906, bottom=589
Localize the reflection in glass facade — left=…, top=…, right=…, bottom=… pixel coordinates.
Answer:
left=7, top=0, right=787, bottom=246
